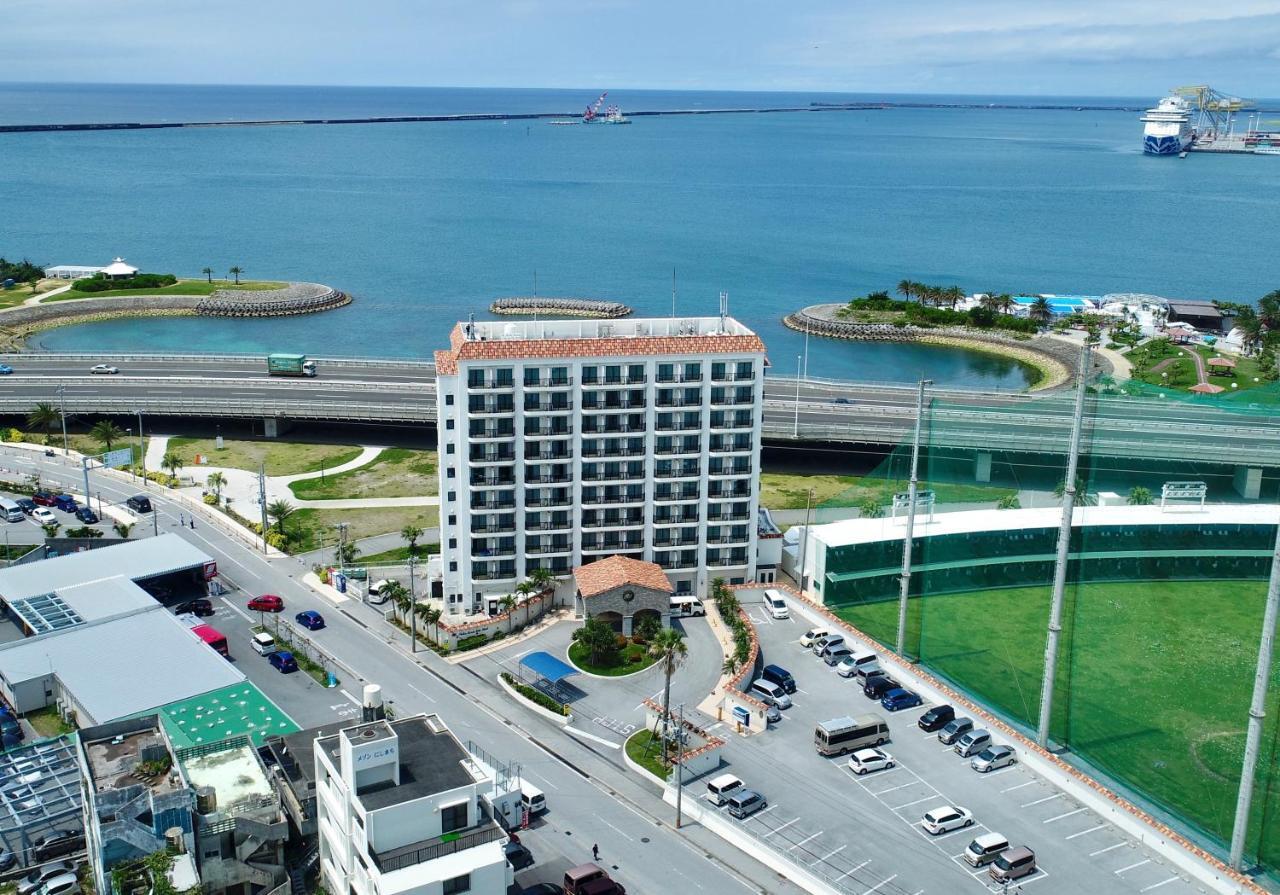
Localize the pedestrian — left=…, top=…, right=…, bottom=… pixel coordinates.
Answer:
left=189, top=518, right=196, bottom=530
left=592, top=843, right=599, bottom=861
left=179, top=512, right=185, bottom=526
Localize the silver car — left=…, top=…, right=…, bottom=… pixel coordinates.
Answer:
left=89, top=364, right=119, bottom=374
left=970, top=744, right=1017, bottom=773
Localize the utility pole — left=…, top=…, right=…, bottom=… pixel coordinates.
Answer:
left=1229, top=506, right=1280, bottom=869
left=408, top=552, right=418, bottom=653
left=257, top=463, right=269, bottom=553
left=337, top=522, right=350, bottom=577
left=803, top=328, right=810, bottom=380
left=135, top=409, right=144, bottom=477
left=674, top=703, right=686, bottom=829
left=896, top=378, right=932, bottom=657
left=55, top=385, right=68, bottom=455
left=1036, top=343, right=1090, bottom=747
left=798, top=488, right=814, bottom=593
left=81, top=456, right=92, bottom=511
left=792, top=356, right=802, bottom=438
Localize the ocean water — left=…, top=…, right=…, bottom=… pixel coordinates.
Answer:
left=3, top=83, right=1278, bottom=388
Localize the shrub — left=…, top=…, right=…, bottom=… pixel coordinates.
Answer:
left=70, top=272, right=178, bottom=293
left=613, top=634, right=629, bottom=650
left=997, top=494, right=1021, bottom=510
left=202, top=493, right=219, bottom=505
left=5, top=429, right=22, bottom=443
left=456, top=633, right=489, bottom=652
left=501, top=673, right=568, bottom=716
left=859, top=498, right=884, bottom=519
left=265, top=531, right=288, bottom=549
left=65, top=526, right=104, bottom=538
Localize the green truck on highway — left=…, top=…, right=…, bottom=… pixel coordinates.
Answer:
left=267, top=353, right=317, bottom=377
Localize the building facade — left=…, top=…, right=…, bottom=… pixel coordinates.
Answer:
left=435, top=316, right=767, bottom=611
left=314, top=716, right=513, bottom=895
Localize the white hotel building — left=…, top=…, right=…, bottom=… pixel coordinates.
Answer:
left=434, top=316, right=768, bottom=611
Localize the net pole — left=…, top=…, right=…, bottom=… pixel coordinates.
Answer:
left=1037, top=343, right=1089, bottom=747
left=896, top=378, right=930, bottom=656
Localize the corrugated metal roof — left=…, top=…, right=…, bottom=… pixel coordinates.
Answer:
left=0, top=534, right=212, bottom=602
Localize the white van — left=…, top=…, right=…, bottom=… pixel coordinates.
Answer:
left=519, top=780, right=546, bottom=815
left=799, top=627, right=830, bottom=649
left=669, top=596, right=705, bottom=618
left=764, top=589, right=789, bottom=619
left=367, top=580, right=391, bottom=605
left=705, top=773, right=744, bottom=806
left=846, top=648, right=880, bottom=676
left=251, top=632, right=277, bottom=655
left=0, top=498, right=23, bottom=523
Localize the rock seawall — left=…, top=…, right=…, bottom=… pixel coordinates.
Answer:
left=490, top=296, right=632, bottom=318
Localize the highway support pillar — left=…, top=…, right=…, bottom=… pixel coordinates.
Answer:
left=974, top=451, right=993, bottom=483
left=1235, top=466, right=1262, bottom=500
left=262, top=417, right=293, bottom=439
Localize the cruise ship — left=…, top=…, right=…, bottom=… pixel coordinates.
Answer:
left=1141, top=95, right=1195, bottom=155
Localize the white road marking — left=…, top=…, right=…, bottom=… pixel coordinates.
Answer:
left=525, top=770, right=559, bottom=791
left=1090, top=842, right=1128, bottom=857
left=1064, top=823, right=1108, bottom=840
left=563, top=727, right=622, bottom=750
left=1000, top=780, right=1038, bottom=793
left=1114, top=859, right=1151, bottom=875
left=861, top=875, right=897, bottom=895
left=761, top=818, right=799, bottom=838
left=835, top=860, right=871, bottom=881
left=594, top=815, right=635, bottom=842
left=1042, top=807, right=1088, bottom=824
left=407, top=683, right=437, bottom=704
left=815, top=844, right=847, bottom=863
left=869, top=780, right=919, bottom=795
left=339, top=689, right=361, bottom=706
left=220, top=597, right=253, bottom=623
left=1139, top=876, right=1183, bottom=892
left=788, top=831, right=821, bottom=852
left=891, top=795, right=939, bottom=811
left=1021, top=793, right=1065, bottom=807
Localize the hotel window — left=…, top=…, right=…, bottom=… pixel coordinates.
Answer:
left=441, top=800, right=469, bottom=834
left=442, top=874, right=471, bottom=895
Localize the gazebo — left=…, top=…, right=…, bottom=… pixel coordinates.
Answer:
left=99, top=257, right=138, bottom=280
left=1207, top=357, right=1237, bottom=371
left=1189, top=382, right=1225, bottom=394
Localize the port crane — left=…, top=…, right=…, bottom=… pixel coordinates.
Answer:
left=1174, top=85, right=1253, bottom=140
left=583, top=92, right=607, bottom=122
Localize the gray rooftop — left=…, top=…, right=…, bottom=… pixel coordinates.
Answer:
left=317, top=716, right=477, bottom=811
left=0, top=534, right=212, bottom=603
left=0, top=610, right=244, bottom=726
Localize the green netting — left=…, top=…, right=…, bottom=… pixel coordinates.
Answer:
left=816, top=375, right=1280, bottom=875
left=132, top=682, right=300, bottom=748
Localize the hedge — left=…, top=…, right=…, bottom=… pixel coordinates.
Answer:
left=501, top=673, right=569, bottom=716
left=70, top=272, right=178, bottom=293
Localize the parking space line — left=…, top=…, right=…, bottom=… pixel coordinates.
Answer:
left=861, top=875, right=897, bottom=894
left=1042, top=807, right=1087, bottom=824
left=1001, top=780, right=1038, bottom=793
left=1021, top=792, right=1065, bottom=807
left=788, top=831, right=822, bottom=852
left=835, top=860, right=871, bottom=881
left=761, top=817, right=799, bottom=838
left=1139, top=877, right=1182, bottom=892
left=870, top=780, right=920, bottom=796
left=1114, top=859, right=1151, bottom=875
left=1090, top=842, right=1128, bottom=857
left=1064, top=823, right=1108, bottom=840
left=815, top=845, right=846, bottom=863
left=891, top=795, right=939, bottom=810
left=924, top=824, right=986, bottom=841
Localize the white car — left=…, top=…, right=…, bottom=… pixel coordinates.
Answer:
left=765, top=590, right=789, bottom=619
left=31, top=507, right=56, bottom=525
left=835, top=655, right=862, bottom=678
left=799, top=627, right=830, bottom=649
left=89, top=364, right=119, bottom=374
left=921, top=805, right=975, bottom=835
left=847, top=748, right=895, bottom=776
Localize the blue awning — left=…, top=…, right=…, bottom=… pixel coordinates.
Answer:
left=520, top=651, right=578, bottom=683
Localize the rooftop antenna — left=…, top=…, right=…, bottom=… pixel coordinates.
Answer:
left=465, top=313, right=476, bottom=340
left=671, top=267, right=677, bottom=319
left=719, top=290, right=729, bottom=333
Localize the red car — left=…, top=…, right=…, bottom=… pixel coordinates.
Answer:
left=247, top=595, right=285, bottom=613
left=31, top=491, right=57, bottom=507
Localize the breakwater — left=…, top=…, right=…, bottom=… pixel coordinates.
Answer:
left=490, top=297, right=632, bottom=318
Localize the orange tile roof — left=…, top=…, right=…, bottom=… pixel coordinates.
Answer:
left=436, top=324, right=765, bottom=369
left=574, top=555, right=674, bottom=598
left=434, top=350, right=458, bottom=375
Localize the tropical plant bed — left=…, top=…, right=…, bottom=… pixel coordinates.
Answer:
left=500, top=672, right=569, bottom=716
left=624, top=730, right=672, bottom=781
left=567, top=640, right=658, bottom=676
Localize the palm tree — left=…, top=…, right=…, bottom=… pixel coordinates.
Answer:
left=421, top=605, right=443, bottom=643
left=499, top=595, right=518, bottom=632
left=401, top=524, right=423, bottom=557
left=89, top=420, right=125, bottom=452
left=896, top=279, right=914, bottom=303
left=201, top=267, right=214, bottom=284
left=113, top=521, right=134, bottom=540
left=721, top=656, right=740, bottom=676
left=648, top=627, right=688, bottom=764
left=206, top=471, right=227, bottom=502
left=1029, top=297, right=1053, bottom=325
left=380, top=580, right=408, bottom=620
left=265, top=499, right=295, bottom=535
left=945, top=285, right=965, bottom=310
left=27, top=403, right=59, bottom=446
left=527, top=567, right=557, bottom=620
left=228, top=266, right=244, bottom=285
left=515, top=580, right=536, bottom=625
left=161, top=450, right=183, bottom=483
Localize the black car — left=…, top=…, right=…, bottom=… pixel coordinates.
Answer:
left=918, top=704, right=956, bottom=733
left=16, top=498, right=36, bottom=516
left=0, top=847, right=14, bottom=871
left=75, top=507, right=100, bottom=524
left=126, top=495, right=153, bottom=513
left=504, top=840, right=534, bottom=871
left=862, top=672, right=898, bottom=699
left=175, top=599, right=214, bottom=617
left=32, top=829, right=84, bottom=861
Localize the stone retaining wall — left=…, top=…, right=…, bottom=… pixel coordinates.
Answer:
left=490, top=296, right=633, bottom=318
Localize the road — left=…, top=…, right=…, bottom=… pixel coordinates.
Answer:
left=2, top=353, right=1279, bottom=463
left=0, top=446, right=804, bottom=895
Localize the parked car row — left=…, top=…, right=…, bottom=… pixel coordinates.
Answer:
left=3, top=491, right=101, bottom=526
left=704, top=772, right=768, bottom=819
left=19, top=859, right=84, bottom=895
left=248, top=604, right=324, bottom=675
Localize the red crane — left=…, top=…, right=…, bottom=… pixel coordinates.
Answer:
left=583, top=92, right=607, bottom=122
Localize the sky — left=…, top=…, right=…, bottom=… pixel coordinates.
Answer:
left=8, top=0, right=1280, bottom=97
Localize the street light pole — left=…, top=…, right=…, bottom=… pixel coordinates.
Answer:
left=674, top=702, right=686, bottom=829
left=792, top=355, right=802, bottom=438
left=135, top=409, right=144, bottom=477
left=55, top=386, right=68, bottom=455
left=1036, top=343, right=1090, bottom=748
left=409, top=552, right=418, bottom=654
left=257, top=463, right=269, bottom=553
left=896, top=378, right=932, bottom=657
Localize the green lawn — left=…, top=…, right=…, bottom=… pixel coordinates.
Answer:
left=760, top=471, right=1015, bottom=510
left=360, top=543, right=441, bottom=565
left=286, top=506, right=439, bottom=554
left=1127, top=340, right=1267, bottom=395
left=568, top=640, right=658, bottom=677
left=168, top=437, right=363, bottom=477
left=46, top=279, right=286, bottom=301
left=289, top=448, right=438, bottom=500
left=837, top=580, right=1279, bottom=860
left=624, top=730, right=672, bottom=781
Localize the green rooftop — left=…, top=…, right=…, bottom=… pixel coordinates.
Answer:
left=141, top=682, right=300, bottom=748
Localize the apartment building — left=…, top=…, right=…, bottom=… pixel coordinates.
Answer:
left=314, top=716, right=515, bottom=895
left=435, top=315, right=767, bottom=611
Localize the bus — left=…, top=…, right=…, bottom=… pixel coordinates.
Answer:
left=813, top=714, right=889, bottom=756
left=192, top=624, right=230, bottom=658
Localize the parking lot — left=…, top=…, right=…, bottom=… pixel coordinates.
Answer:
left=0, top=737, right=83, bottom=868
left=686, top=592, right=1201, bottom=895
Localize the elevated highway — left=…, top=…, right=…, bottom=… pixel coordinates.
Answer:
left=0, top=353, right=1277, bottom=469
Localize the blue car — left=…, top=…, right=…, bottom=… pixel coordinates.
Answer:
left=0, top=364, right=12, bottom=375
left=295, top=610, right=325, bottom=631
left=269, top=651, right=298, bottom=673
left=53, top=494, right=78, bottom=513
left=881, top=688, right=923, bottom=712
